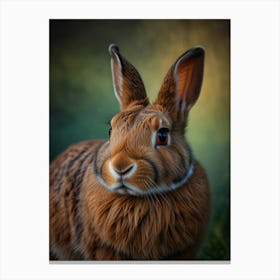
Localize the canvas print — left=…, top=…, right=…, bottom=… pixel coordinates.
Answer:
left=49, top=20, right=230, bottom=261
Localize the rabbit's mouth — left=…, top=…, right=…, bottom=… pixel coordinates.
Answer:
left=114, top=183, right=142, bottom=196
left=96, top=172, right=142, bottom=196
left=115, top=185, right=135, bottom=195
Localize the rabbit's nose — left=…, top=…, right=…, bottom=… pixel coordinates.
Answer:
left=113, top=164, right=135, bottom=177
left=110, top=153, right=136, bottom=178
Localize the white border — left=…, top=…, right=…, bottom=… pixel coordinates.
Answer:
left=0, top=0, right=279, bottom=279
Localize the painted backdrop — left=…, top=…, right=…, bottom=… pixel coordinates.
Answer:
left=50, top=19, right=230, bottom=260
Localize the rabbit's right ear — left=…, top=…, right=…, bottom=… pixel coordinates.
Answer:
left=155, top=47, right=205, bottom=128
left=109, top=44, right=149, bottom=111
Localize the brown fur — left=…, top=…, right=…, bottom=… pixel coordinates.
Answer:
left=50, top=45, right=210, bottom=260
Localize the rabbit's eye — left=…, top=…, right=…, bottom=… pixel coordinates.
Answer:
left=156, top=127, right=169, bottom=146
left=107, top=121, right=113, bottom=138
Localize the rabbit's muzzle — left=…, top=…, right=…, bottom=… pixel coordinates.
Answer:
left=110, top=152, right=136, bottom=178
left=100, top=153, right=156, bottom=196
left=107, top=153, right=139, bottom=195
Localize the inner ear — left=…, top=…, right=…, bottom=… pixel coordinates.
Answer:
left=155, top=47, right=205, bottom=125
left=110, top=45, right=123, bottom=104
left=174, top=47, right=205, bottom=111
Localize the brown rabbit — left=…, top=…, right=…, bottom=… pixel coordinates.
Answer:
left=50, top=44, right=210, bottom=260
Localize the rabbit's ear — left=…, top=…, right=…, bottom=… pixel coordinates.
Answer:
left=109, top=44, right=149, bottom=110
left=155, top=47, right=205, bottom=125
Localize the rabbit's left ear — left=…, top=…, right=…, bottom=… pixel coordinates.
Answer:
left=155, top=47, right=205, bottom=125
left=109, top=44, right=149, bottom=111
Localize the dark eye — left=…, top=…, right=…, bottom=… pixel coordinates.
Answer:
left=156, top=127, right=170, bottom=146
left=108, top=126, right=112, bottom=138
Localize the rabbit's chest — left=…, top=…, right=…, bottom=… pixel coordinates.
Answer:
left=81, top=181, right=199, bottom=259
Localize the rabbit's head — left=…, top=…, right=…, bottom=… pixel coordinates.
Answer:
left=95, top=44, right=205, bottom=196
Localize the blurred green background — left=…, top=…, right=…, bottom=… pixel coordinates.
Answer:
left=50, top=20, right=230, bottom=260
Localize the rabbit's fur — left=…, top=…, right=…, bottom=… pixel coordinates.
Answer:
left=50, top=45, right=210, bottom=260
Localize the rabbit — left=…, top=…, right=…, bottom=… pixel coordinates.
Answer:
left=49, top=44, right=210, bottom=260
